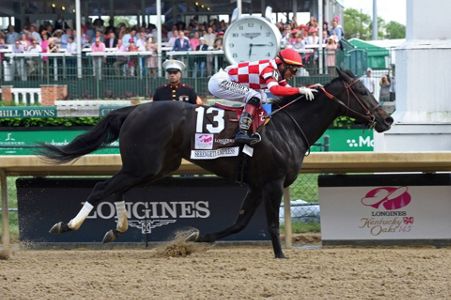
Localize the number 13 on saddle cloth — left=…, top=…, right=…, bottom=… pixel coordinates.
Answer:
left=190, top=103, right=271, bottom=160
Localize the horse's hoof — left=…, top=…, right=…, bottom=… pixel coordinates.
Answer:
left=184, top=229, right=200, bottom=242
left=102, top=229, right=117, bottom=243
left=49, top=222, right=71, bottom=234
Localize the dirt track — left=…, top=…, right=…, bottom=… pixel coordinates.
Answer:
left=1, top=242, right=450, bottom=300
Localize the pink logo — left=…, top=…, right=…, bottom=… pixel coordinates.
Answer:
left=198, top=134, right=213, bottom=143
left=403, top=216, right=414, bottom=224
left=361, top=186, right=411, bottom=210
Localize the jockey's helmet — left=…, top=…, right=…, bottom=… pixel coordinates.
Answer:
left=277, top=48, right=304, bottom=68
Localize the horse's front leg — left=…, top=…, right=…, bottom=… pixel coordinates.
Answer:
left=263, top=180, right=286, bottom=259
left=196, top=189, right=262, bottom=242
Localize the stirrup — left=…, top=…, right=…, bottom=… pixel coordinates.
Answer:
left=235, top=131, right=261, bottom=145
left=249, top=132, right=261, bottom=145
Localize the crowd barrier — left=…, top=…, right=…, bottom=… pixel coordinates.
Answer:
left=2, top=151, right=451, bottom=249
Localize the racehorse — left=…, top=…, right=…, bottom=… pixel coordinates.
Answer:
left=39, top=68, right=393, bottom=258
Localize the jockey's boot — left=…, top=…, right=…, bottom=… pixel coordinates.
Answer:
left=235, top=97, right=261, bottom=145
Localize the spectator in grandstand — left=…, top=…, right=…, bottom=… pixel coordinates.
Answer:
left=127, top=39, right=139, bottom=76
left=135, top=31, right=147, bottom=50
left=105, top=19, right=116, bottom=36
left=173, top=31, right=190, bottom=51
left=194, top=37, right=209, bottom=77
left=91, top=36, right=106, bottom=79
left=190, top=31, right=200, bottom=52
left=29, top=25, right=42, bottom=44
left=6, top=25, right=19, bottom=45
left=113, top=39, right=128, bottom=76
left=48, top=37, right=59, bottom=53
left=389, top=65, right=396, bottom=101
left=306, top=27, right=320, bottom=45
left=203, top=26, right=216, bottom=49
left=280, top=25, right=292, bottom=48
left=145, top=37, right=158, bottom=78
left=291, top=32, right=306, bottom=51
left=306, top=16, right=319, bottom=33
left=18, top=33, right=30, bottom=50
left=153, top=59, right=202, bottom=104
left=60, top=28, right=73, bottom=49
left=26, top=39, right=42, bottom=75
left=122, top=27, right=136, bottom=48
left=0, top=37, right=6, bottom=80
left=330, top=16, right=344, bottom=41
left=360, top=68, right=376, bottom=95
left=323, top=21, right=330, bottom=43
left=379, top=74, right=391, bottom=104
left=325, top=37, right=338, bottom=76
left=40, top=32, right=49, bottom=62
left=105, top=31, right=118, bottom=48
left=66, top=36, right=77, bottom=54
left=66, top=36, right=77, bottom=76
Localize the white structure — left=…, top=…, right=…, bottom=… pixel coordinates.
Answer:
left=375, top=0, right=451, bottom=151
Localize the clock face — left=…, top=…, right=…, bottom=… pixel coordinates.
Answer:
left=224, top=16, right=281, bottom=64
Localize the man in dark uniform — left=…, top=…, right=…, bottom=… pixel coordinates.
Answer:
left=153, top=59, right=202, bottom=104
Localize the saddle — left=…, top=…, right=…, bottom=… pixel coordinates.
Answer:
left=213, top=102, right=269, bottom=132
left=190, top=102, right=270, bottom=160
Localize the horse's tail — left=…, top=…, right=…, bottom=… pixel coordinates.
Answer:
left=37, top=105, right=137, bottom=163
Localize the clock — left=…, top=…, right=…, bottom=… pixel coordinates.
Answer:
left=223, top=16, right=282, bottom=64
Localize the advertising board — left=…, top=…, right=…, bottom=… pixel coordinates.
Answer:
left=319, top=174, right=451, bottom=245
left=17, top=177, right=269, bottom=244
left=0, top=128, right=373, bottom=155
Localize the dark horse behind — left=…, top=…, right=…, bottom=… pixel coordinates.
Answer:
left=38, top=68, right=393, bottom=258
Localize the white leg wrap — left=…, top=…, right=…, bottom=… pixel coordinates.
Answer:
left=68, top=202, right=94, bottom=230
left=115, top=201, right=128, bottom=233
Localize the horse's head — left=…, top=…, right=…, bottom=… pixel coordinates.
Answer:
left=325, top=68, right=393, bottom=132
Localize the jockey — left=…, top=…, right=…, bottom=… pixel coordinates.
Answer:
left=208, top=48, right=319, bottom=144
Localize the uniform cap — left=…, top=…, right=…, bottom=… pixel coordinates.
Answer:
left=163, top=59, right=185, bottom=72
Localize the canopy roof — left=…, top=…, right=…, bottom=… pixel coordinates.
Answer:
left=348, top=38, right=390, bottom=69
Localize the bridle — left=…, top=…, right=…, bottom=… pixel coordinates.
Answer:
left=321, top=78, right=379, bottom=128
left=267, top=77, right=380, bottom=153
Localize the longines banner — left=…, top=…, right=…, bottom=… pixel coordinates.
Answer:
left=319, top=174, right=451, bottom=245
left=17, top=177, right=269, bottom=243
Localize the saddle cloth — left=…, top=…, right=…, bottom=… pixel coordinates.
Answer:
left=190, top=103, right=269, bottom=160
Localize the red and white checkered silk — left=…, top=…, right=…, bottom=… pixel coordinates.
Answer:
left=226, top=59, right=287, bottom=91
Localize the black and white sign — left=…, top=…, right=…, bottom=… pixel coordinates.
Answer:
left=17, top=177, right=269, bottom=243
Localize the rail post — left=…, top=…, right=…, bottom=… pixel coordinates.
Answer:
left=0, top=169, right=11, bottom=253
left=283, top=187, right=292, bottom=248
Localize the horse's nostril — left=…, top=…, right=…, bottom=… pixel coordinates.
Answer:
left=385, top=117, right=394, bottom=125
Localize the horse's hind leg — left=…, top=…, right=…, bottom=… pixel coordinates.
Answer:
left=196, top=189, right=262, bottom=242
left=49, top=169, right=160, bottom=236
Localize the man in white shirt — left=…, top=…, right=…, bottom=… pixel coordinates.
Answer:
left=361, top=68, right=376, bottom=95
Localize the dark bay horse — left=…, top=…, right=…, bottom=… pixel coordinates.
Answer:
left=39, top=68, right=393, bottom=258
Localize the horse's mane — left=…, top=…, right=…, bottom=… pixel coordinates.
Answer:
left=273, top=69, right=357, bottom=106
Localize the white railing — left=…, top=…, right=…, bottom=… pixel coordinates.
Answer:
left=11, top=87, right=41, bottom=105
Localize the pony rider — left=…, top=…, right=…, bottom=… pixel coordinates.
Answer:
left=208, top=48, right=320, bottom=144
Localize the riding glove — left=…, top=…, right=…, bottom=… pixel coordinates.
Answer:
left=298, top=87, right=318, bottom=101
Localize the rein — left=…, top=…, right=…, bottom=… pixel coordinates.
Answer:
left=266, top=95, right=312, bottom=155
left=264, top=79, right=379, bottom=154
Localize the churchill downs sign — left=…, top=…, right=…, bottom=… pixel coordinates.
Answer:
left=17, top=177, right=269, bottom=243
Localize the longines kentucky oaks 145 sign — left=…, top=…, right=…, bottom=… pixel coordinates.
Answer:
left=319, top=174, right=451, bottom=245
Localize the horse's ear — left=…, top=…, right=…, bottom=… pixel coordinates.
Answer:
left=336, top=67, right=352, bottom=82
